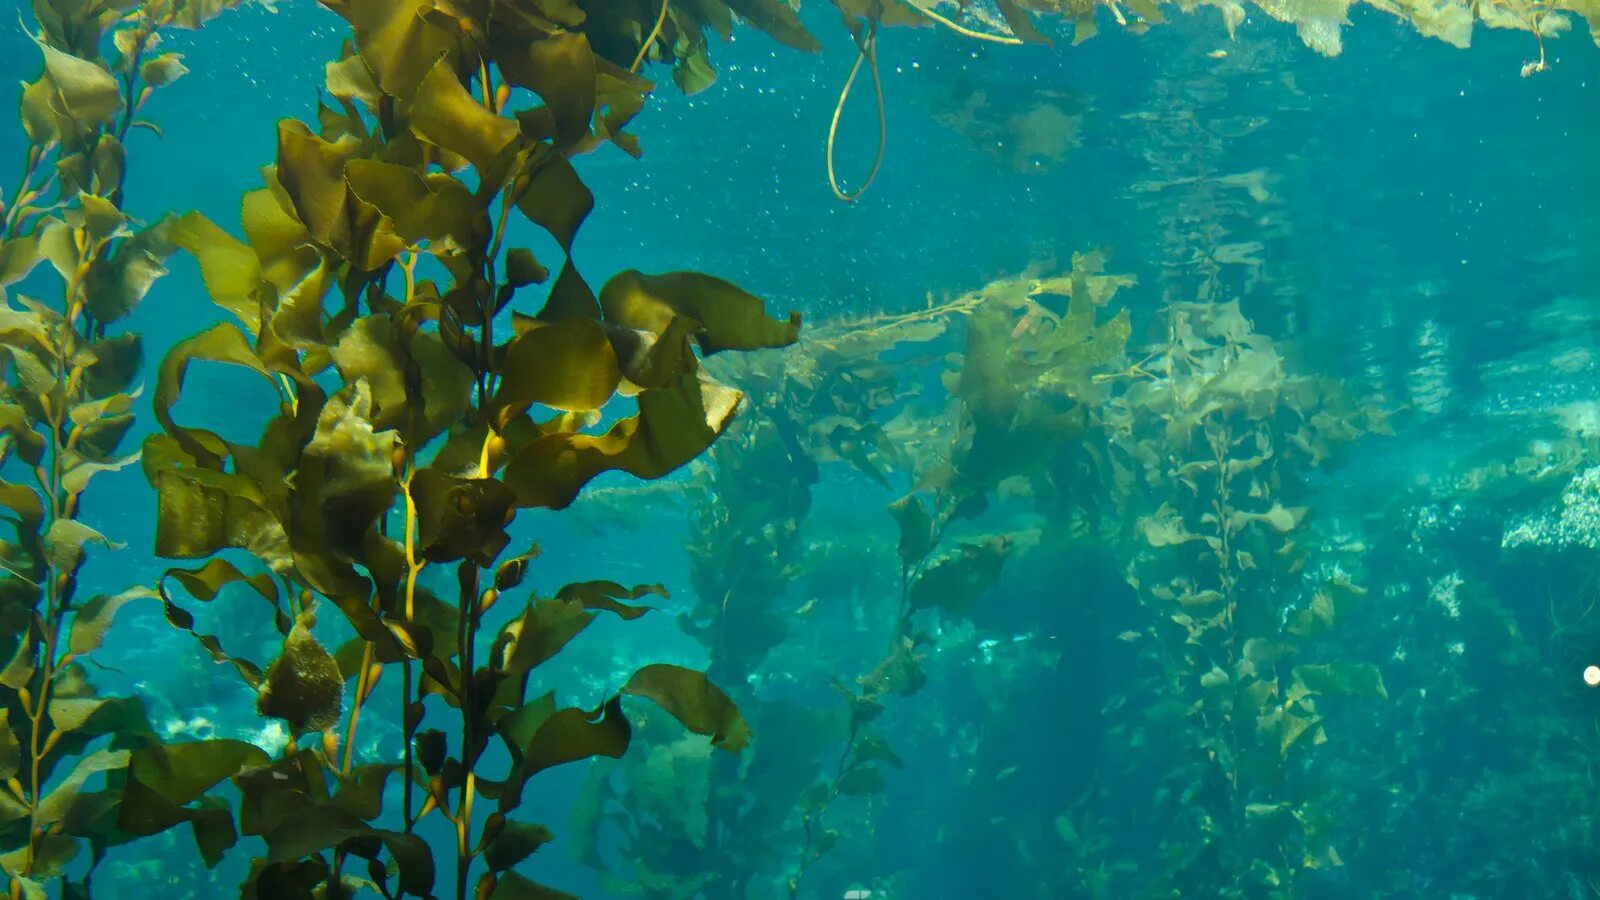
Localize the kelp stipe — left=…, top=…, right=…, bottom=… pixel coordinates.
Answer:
left=137, top=3, right=801, bottom=897
left=0, top=2, right=249, bottom=897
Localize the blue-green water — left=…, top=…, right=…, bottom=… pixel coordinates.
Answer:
left=1, top=1, right=1598, bottom=897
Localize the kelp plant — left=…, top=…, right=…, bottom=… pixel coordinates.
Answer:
left=1102, top=299, right=1384, bottom=895
left=0, top=2, right=248, bottom=897
left=564, top=393, right=826, bottom=899
left=129, top=2, right=801, bottom=898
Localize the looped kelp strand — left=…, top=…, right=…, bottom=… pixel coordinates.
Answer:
left=827, top=21, right=886, bottom=203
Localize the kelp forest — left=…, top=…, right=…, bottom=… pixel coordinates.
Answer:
left=0, top=0, right=1595, bottom=898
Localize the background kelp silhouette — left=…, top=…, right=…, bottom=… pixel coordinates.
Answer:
left=0, top=1, right=1596, bottom=899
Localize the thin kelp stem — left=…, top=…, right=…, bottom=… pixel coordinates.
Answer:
left=1, top=145, right=46, bottom=240
left=827, top=22, right=885, bottom=203
left=631, top=0, right=672, bottom=73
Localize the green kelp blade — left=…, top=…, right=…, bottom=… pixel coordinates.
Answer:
left=598, top=270, right=801, bottom=353
left=488, top=872, right=579, bottom=900
left=482, top=819, right=555, bottom=873
left=721, top=0, right=822, bottom=51
left=492, top=30, right=596, bottom=151
left=118, top=739, right=269, bottom=835
left=622, top=663, right=750, bottom=751
left=504, top=370, right=742, bottom=509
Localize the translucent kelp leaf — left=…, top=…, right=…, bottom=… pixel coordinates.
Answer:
left=1277, top=708, right=1325, bottom=758
left=324, top=0, right=460, bottom=99
left=858, top=638, right=926, bottom=697
left=599, top=270, right=801, bottom=354
left=553, top=580, right=663, bottom=619
left=1289, top=662, right=1388, bottom=702
left=118, top=739, right=270, bottom=835
left=887, top=493, right=935, bottom=570
left=19, top=76, right=62, bottom=145
left=1228, top=502, right=1304, bottom=533
left=324, top=53, right=381, bottom=109
left=170, top=214, right=265, bottom=332
left=516, top=151, right=593, bottom=254
left=410, top=58, right=522, bottom=174
left=606, top=315, right=702, bottom=390
left=2, top=834, right=75, bottom=879
left=274, top=121, right=376, bottom=259
left=504, top=370, right=743, bottom=509
left=343, top=159, right=482, bottom=248
left=409, top=469, right=515, bottom=564
left=46, top=697, right=104, bottom=734
left=154, top=467, right=290, bottom=568
left=492, top=317, right=622, bottom=421
left=506, top=248, right=548, bottom=287
left=855, top=733, right=903, bottom=768
left=1557, top=0, right=1600, bottom=44
left=36, top=748, right=129, bottom=826
left=241, top=184, right=316, bottom=293
left=723, top=0, right=822, bottom=51
left=497, top=599, right=595, bottom=674
left=996, top=0, right=1054, bottom=42
left=836, top=764, right=887, bottom=796
left=623, top=663, right=750, bottom=751
left=0, top=234, right=43, bottom=289
left=488, top=872, right=578, bottom=900
left=493, top=31, right=595, bottom=151
left=520, top=696, right=631, bottom=779
left=674, top=42, right=718, bottom=95
left=34, top=39, right=123, bottom=125
left=483, top=819, right=555, bottom=873
left=1372, top=0, right=1474, bottom=45
left=0, top=710, right=17, bottom=782
left=258, top=610, right=345, bottom=736
left=84, top=216, right=176, bottom=324
left=0, top=634, right=38, bottom=692
left=1254, top=0, right=1354, bottom=55
left=140, top=53, right=189, bottom=87
left=43, top=518, right=119, bottom=576
left=908, top=536, right=1010, bottom=616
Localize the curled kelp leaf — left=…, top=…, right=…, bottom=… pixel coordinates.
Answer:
left=599, top=270, right=801, bottom=353
left=622, top=663, right=750, bottom=752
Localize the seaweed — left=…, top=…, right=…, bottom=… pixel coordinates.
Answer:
left=126, top=3, right=800, bottom=898
left=0, top=3, right=249, bottom=896
left=1098, top=299, right=1384, bottom=894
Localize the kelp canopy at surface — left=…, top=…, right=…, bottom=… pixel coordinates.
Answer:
left=618, top=0, right=1598, bottom=92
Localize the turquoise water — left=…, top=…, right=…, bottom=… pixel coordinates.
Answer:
left=2, top=1, right=1599, bottom=897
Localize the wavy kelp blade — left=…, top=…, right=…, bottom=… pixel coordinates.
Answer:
left=118, top=739, right=269, bottom=837
left=622, top=663, right=750, bottom=751
left=492, top=31, right=596, bottom=152
left=488, top=872, right=578, bottom=900
left=482, top=820, right=555, bottom=873
left=505, top=370, right=742, bottom=508
left=491, top=317, right=621, bottom=424
left=599, top=270, right=801, bottom=353
left=907, top=535, right=1010, bottom=617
